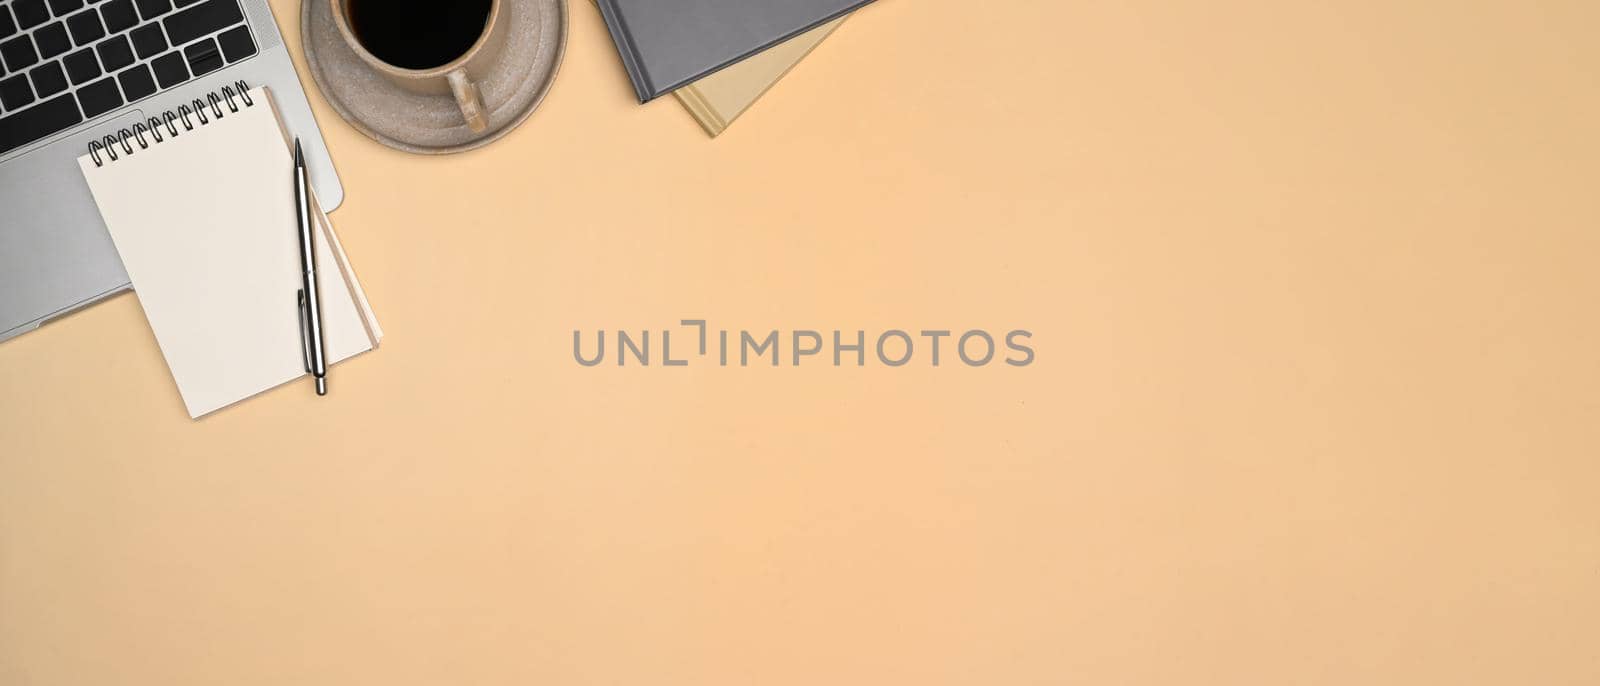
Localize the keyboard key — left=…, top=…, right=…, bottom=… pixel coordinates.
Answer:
left=135, top=0, right=172, bottom=20
left=115, top=62, right=154, bottom=100
left=183, top=36, right=219, bottom=76
left=1, top=35, right=39, bottom=71
left=174, top=0, right=203, bottom=6
left=0, top=92, right=82, bottom=154
left=29, top=60, right=68, bottom=96
left=99, top=0, right=136, bottom=34
left=129, top=23, right=165, bottom=58
left=34, top=21, right=71, bottom=59
left=62, top=46, right=99, bottom=83
left=13, top=0, right=52, bottom=30
left=163, top=0, right=241, bottom=47
left=49, top=0, right=86, bottom=17
left=216, top=24, right=252, bottom=62
left=150, top=48, right=186, bottom=88
left=0, top=10, right=18, bottom=40
left=0, top=73, right=35, bottom=109
left=96, top=34, right=133, bottom=70
left=66, top=8, right=104, bottom=44
left=75, top=74, right=120, bottom=117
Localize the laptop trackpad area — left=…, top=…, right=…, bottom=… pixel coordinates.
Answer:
left=0, top=110, right=145, bottom=341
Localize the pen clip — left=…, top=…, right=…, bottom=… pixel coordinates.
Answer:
left=297, top=289, right=312, bottom=374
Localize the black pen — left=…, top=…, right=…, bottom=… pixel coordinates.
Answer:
left=293, top=139, right=329, bottom=395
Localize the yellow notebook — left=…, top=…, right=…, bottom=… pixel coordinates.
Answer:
left=591, top=1, right=845, bottom=136
left=673, top=17, right=845, bottom=136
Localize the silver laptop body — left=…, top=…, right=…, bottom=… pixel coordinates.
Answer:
left=0, top=0, right=342, bottom=342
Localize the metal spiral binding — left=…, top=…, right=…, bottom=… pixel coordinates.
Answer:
left=87, top=80, right=254, bottom=167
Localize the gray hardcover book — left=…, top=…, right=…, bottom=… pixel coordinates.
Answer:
left=596, top=0, right=876, bottom=102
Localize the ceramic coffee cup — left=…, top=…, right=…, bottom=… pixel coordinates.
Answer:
left=329, top=0, right=508, bottom=133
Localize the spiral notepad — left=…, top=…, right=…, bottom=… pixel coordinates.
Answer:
left=77, top=83, right=381, bottom=418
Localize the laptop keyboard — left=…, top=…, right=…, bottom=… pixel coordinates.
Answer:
left=0, top=0, right=257, bottom=156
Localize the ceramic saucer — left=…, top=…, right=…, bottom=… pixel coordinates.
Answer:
left=302, top=0, right=567, bottom=154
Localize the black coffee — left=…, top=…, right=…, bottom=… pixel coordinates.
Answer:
left=348, top=0, right=492, bottom=70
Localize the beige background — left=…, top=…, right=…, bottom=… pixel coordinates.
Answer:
left=3, top=0, right=1599, bottom=683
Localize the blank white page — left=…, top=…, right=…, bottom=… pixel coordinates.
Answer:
left=78, top=87, right=377, bottom=418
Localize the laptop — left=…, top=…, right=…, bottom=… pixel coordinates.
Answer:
left=0, top=0, right=342, bottom=342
